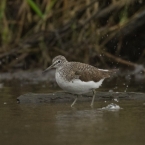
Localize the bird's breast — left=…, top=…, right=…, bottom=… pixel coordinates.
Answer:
left=55, top=71, right=104, bottom=94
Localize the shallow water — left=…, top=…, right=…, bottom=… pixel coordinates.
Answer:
left=1, top=98, right=145, bottom=145
left=0, top=74, right=145, bottom=145
left=0, top=83, right=145, bottom=145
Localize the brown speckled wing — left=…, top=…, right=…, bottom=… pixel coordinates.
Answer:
left=62, top=62, right=118, bottom=82
left=68, top=62, right=117, bottom=82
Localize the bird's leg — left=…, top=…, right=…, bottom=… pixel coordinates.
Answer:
left=71, top=95, right=78, bottom=107
left=90, top=89, right=96, bottom=107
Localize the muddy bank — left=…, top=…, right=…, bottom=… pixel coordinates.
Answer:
left=17, top=92, right=145, bottom=104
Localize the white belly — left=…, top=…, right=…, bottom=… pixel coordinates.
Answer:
left=55, top=72, right=104, bottom=94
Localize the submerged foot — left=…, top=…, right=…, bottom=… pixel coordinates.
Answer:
left=90, top=103, right=94, bottom=108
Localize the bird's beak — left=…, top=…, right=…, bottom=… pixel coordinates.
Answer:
left=42, top=63, right=55, bottom=74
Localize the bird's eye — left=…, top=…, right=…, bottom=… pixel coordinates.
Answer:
left=58, top=60, right=61, bottom=63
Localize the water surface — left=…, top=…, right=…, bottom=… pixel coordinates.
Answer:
left=1, top=92, right=145, bottom=145
left=0, top=74, right=145, bottom=145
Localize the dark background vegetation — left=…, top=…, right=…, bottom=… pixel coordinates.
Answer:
left=0, top=0, right=145, bottom=72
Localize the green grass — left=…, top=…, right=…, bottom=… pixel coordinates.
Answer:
left=26, top=0, right=44, bottom=18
